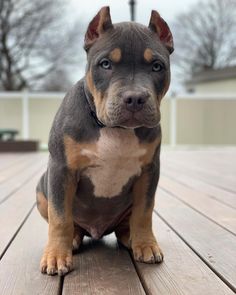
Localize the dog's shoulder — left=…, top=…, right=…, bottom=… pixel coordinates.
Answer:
left=48, top=79, right=100, bottom=160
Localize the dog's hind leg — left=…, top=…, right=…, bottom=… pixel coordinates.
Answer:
left=115, top=214, right=131, bottom=249
left=73, top=224, right=85, bottom=251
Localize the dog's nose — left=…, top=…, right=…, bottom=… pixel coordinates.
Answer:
left=123, top=91, right=149, bottom=112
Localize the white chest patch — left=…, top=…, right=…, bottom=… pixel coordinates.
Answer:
left=81, top=128, right=146, bottom=198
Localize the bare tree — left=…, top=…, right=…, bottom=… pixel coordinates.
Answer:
left=0, top=0, right=82, bottom=90
left=172, top=0, right=236, bottom=77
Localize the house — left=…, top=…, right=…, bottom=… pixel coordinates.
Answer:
left=185, top=66, right=236, bottom=94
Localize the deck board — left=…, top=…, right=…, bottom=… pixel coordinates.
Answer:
left=0, top=208, right=61, bottom=295
left=63, top=236, right=145, bottom=295
left=161, top=164, right=236, bottom=209
left=156, top=189, right=236, bottom=292
left=162, top=151, right=236, bottom=192
left=134, top=214, right=234, bottom=295
left=0, top=154, right=30, bottom=173
left=0, top=167, right=46, bottom=257
left=159, top=176, right=236, bottom=234
left=0, top=149, right=236, bottom=294
left=0, top=153, right=47, bottom=203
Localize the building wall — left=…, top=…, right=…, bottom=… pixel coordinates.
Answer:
left=160, top=99, right=170, bottom=144
left=1, top=93, right=236, bottom=147
left=0, top=99, right=23, bottom=138
left=176, top=99, right=236, bottom=144
left=190, top=78, right=236, bottom=94
left=29, top=99, right=62, bottom=144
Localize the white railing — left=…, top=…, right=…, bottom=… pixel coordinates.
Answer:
left=1, top=90, right=236, bottom=146
left=0, top=91, right=64, bottom=140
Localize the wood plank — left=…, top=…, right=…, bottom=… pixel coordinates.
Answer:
left=0, top=208, right=60, bottom=295
left=162, top=152, right=236, bottom=192
left=161, top=164, right=236, bottom=209
left=0, top=154, right=29, bottom=172
left=155, top=188, right=236, bottom=292
left=63, top=235, right=145, bottom=295
left=0, top=153, right=47, bottom=203
left=134, top=213, right=234, bottom=295
left=162, top=150, right=236, bottom=171
left=159, top=176, right=236, bottom=234
left=0, top=153, right=42, bottom=184
left=0, top=167, right=46, bottom=257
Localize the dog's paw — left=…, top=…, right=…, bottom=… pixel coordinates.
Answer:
left=40, top=245, right=73, bottom=276
left=132, top=242, right=164, bottom=264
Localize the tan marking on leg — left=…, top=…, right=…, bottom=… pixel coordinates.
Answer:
left=130, top=172, right=163, bottom=263
left=64, top=135, right=97, bottom=171
left=140, top=137, right=161, bottom=166
left=109, top=48, right=122, bottom=63
left=36, top=191, right=48, bottom=221
left=144, top=48, right=153, bottom=63
left=40, top=176, right=76, bottom=276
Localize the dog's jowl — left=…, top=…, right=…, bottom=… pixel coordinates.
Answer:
left=36, top=6, right=174, bottom=276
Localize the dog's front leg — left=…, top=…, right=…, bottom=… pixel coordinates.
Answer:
left=40, top=159, right=76, bottom=276
left=130, top=166, right=163, bottom=264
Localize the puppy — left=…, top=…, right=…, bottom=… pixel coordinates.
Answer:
left=36, top=6, right=174, bottom=276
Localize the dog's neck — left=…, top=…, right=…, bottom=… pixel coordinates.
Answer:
left=83, top=81, right=106, bottom=128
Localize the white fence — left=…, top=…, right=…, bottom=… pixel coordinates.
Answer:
left=1, top=91, right=236, bottom=147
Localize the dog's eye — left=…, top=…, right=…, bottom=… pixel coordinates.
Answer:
left=100, top=59, right=112, bottom=70
left=152, top=61, right=163, bottom=72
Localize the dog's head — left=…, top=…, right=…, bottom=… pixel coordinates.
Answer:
left=84, top=7, right=174, bottom=128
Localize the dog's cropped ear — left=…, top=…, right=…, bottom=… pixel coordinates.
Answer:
left=149, top=10, right=174, bottom=54
left=84, top=6, right=113, bottom=51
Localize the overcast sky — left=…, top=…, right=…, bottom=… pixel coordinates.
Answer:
left=70, top=0, right=201, bottom=28
left=68, top=0, right=203, bottom=92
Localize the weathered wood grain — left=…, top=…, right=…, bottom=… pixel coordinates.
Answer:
left=0, top=167, right=46, bottom=257
left=63, top=235, right=145, bottom=295
left=134, top=213, right=234, bottom=295
left=156, top=188, right=236, bottom=292
left=0, top=209, right=60, bottom=295
left=0, top=153, right=47, bottom=203
left=159, top=175, right=236, bottom=234
left=161, top=163, right=236, bottom=209
left=0, top=154, right=29, bottom=172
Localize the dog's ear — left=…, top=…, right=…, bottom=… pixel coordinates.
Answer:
left=148, top=10, right=174, bottom=54
left=84, top=6, right=113, bottom=51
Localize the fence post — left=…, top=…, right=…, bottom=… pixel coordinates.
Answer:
left=170, top=96, right=177, bottom=147
left=22, top=89, right=29, bottom=140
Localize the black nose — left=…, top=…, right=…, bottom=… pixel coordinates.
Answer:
left=123, top=91, right=149, bottom=112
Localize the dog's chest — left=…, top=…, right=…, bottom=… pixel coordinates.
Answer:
left=80, top=128, right=146, bottom=198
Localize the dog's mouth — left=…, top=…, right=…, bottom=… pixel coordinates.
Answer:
left=105, top=112, right=160, bottom=129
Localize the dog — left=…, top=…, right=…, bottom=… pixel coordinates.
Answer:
left=36, top=6, right=174, bottom=276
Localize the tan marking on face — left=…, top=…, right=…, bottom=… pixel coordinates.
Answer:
left=36, top=191, right=48, bottom=221
left=158, top=76, right=170, bottom=102
left=109, top=48, right=122, bottom=63
left=144, top=48, right=153, bottom=63
left=86, top=70, right=108, bottom=123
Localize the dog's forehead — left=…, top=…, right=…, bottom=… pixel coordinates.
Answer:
left=88, top=22, right=169, bottom=63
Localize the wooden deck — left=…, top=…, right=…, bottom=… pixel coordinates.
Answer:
left=0, top=149, right=235, bottom=294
